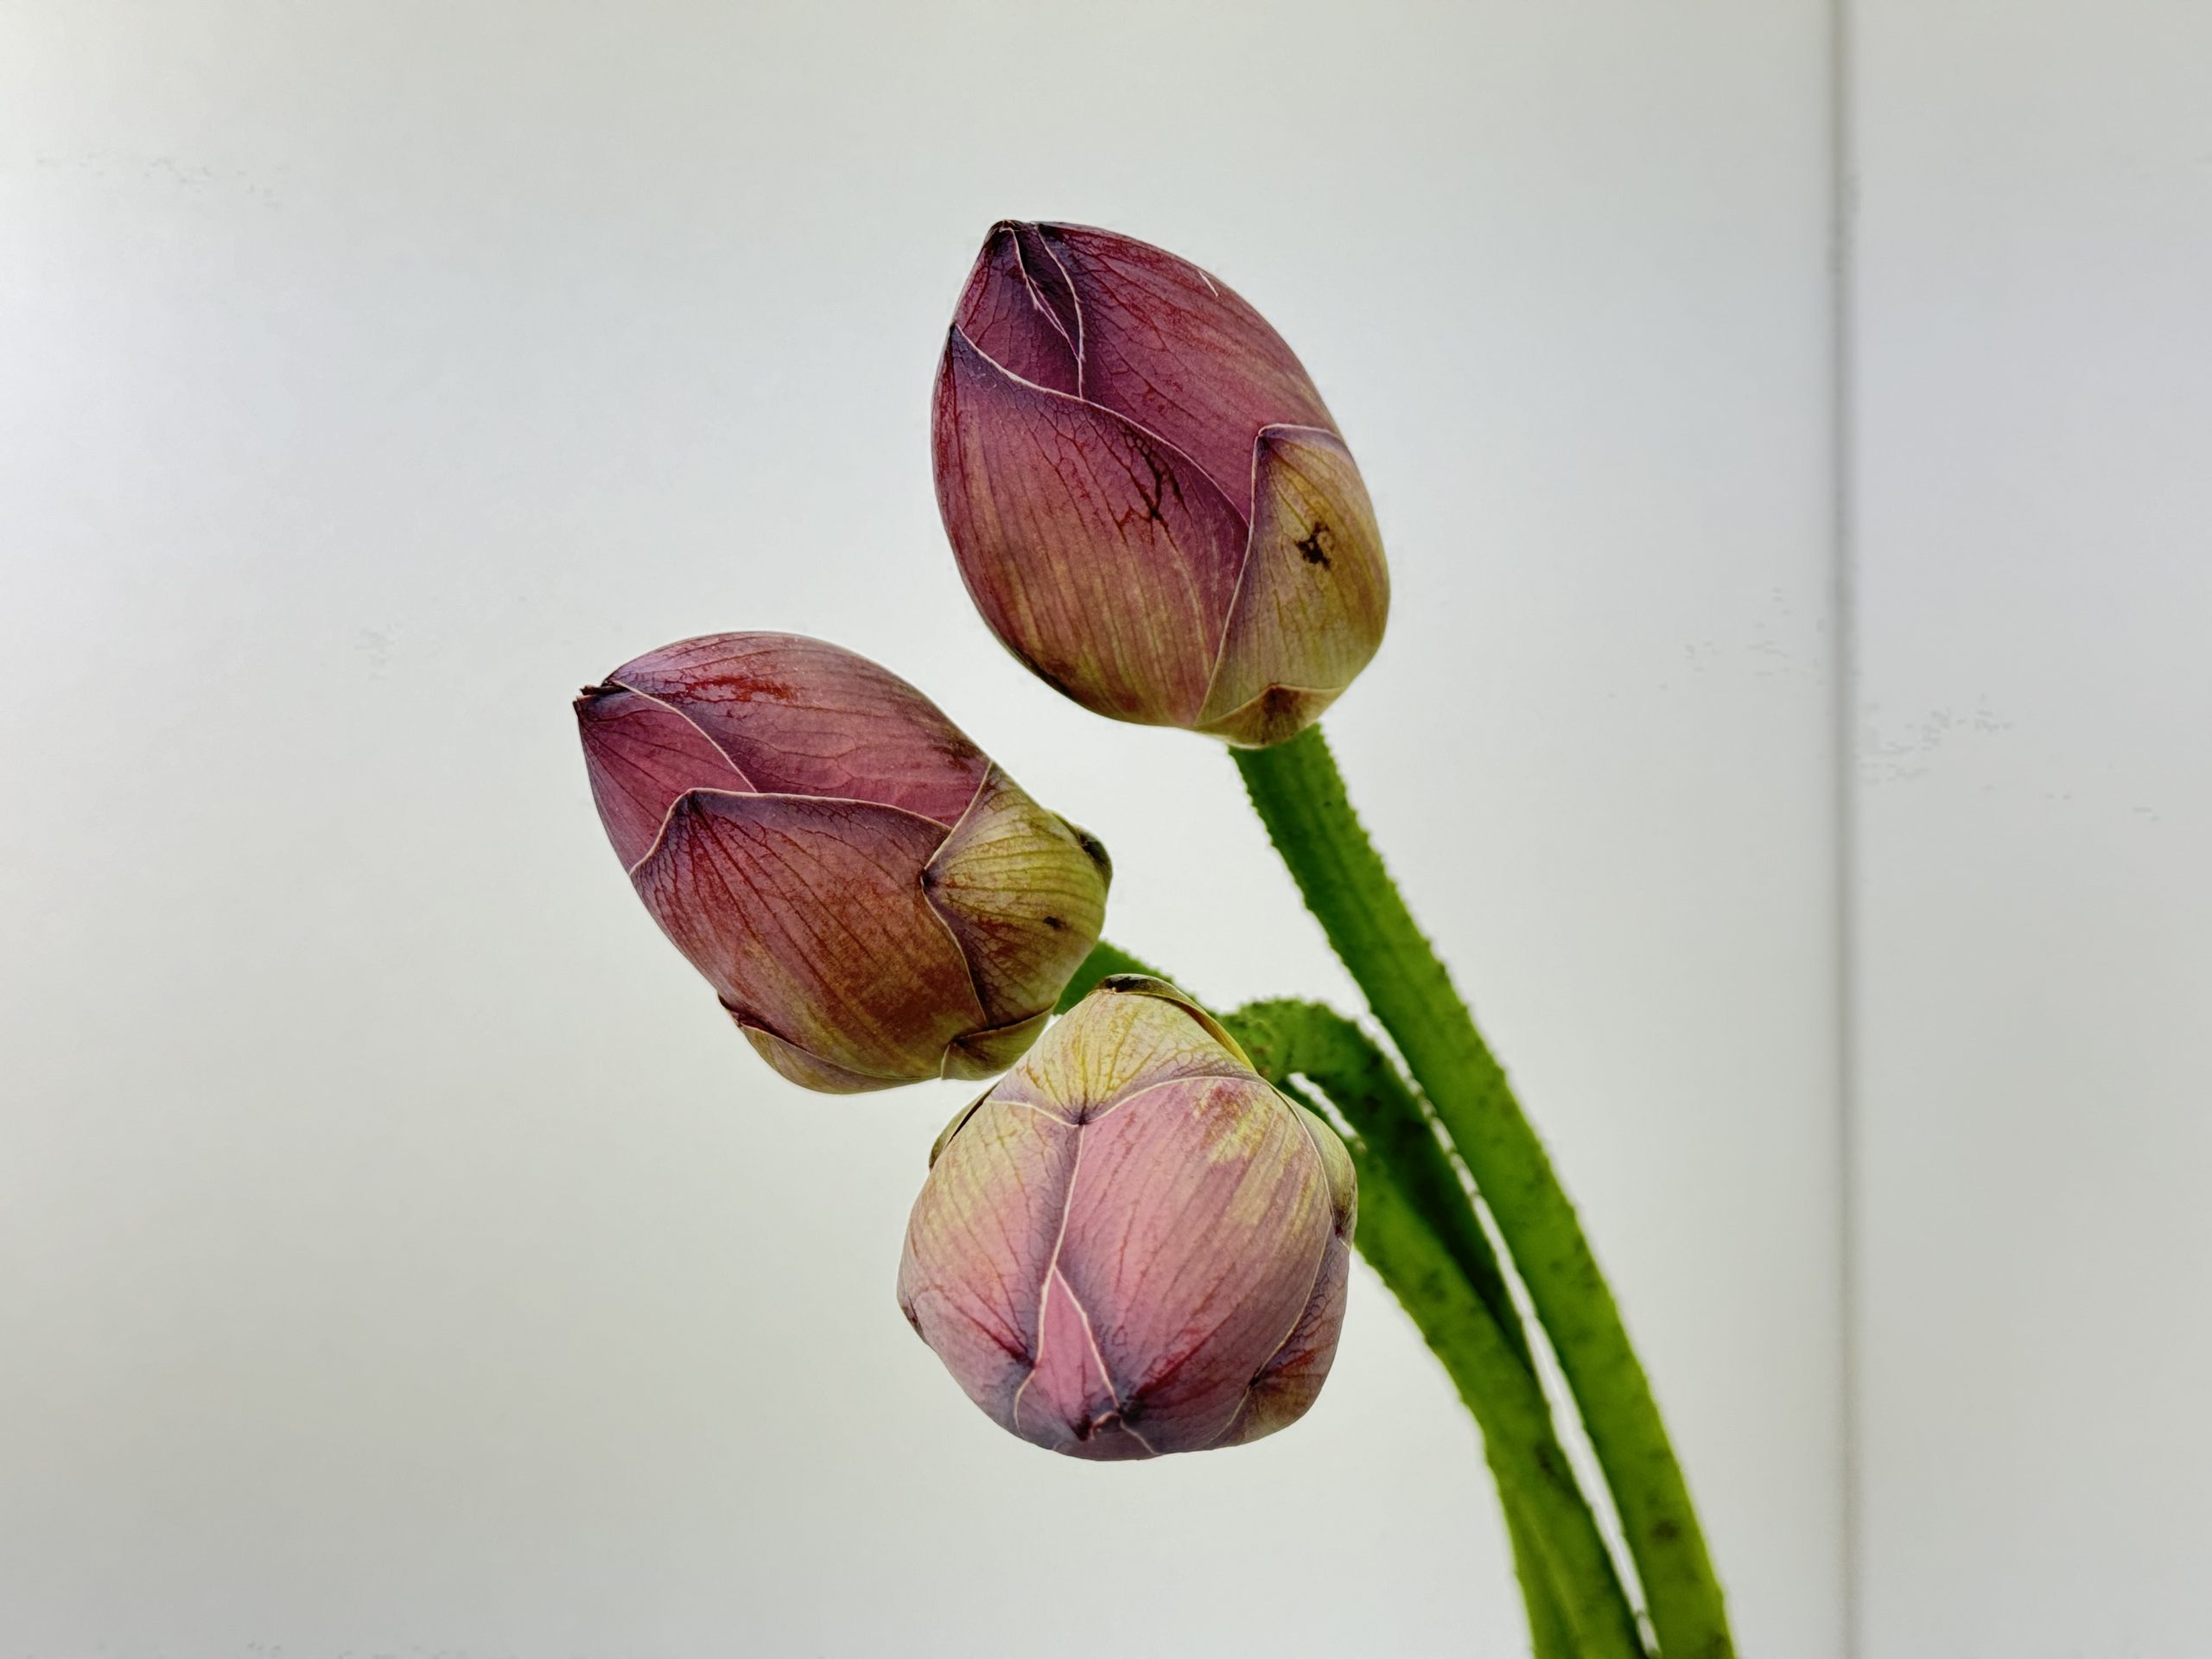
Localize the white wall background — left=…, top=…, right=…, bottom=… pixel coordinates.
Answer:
left=1851, top=2, right=2212, bottom=1654
left=0, top=2, right=2201, bottom=1656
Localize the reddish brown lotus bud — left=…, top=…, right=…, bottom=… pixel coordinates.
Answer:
left=576, top=632, right=1110, bottom=1093
left=932, top=221, right=1390, bottom=747
left=898, top=977, right=1356, bottom=1458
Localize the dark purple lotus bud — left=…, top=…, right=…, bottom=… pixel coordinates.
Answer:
left=576, top=632, right=1110, bottom=1093
left=932, top=221, right=1390, bottom=747
left=899, top=977, right=1356, bottom=1458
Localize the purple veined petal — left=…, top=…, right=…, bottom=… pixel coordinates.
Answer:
left=1053, top=1073, right=1338, bottom=1452
left=932, top=328, right=1249, bottom=728
left=605, top=632, right=989, bottom=830
left=1029, top=222, right=1338, bottom=519
left=922, top=765, right=1111, bottom=1029
left=899, top=1096, right=1081, bottom=1425
left=575, top=685, right=757, bottom=868
left=952, top=222, right=1081, bottom=397
left=1197, top=425, right=1391, bottom=747
left=1006, top=223, right=1084, bottom=360
left=1214, top=1102, right=1357, bottom=1446
left=901, top=982, right=1354, bottom=1459
left=1212, top=1231, right=1351, bottom=1449
left=1014, top=1268, right=1157, bottom=1460
left=630, top=790, right=987, bottom=1084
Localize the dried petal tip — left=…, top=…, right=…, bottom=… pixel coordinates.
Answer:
left=898, top=982, right=1354, bottom=1459
left=575, top=632, right=1109, bottom=1093
left=932, top=222, right=1389, bottom=747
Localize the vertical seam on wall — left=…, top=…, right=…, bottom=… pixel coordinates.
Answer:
left=1828, top=0, right=1863, bottom=1650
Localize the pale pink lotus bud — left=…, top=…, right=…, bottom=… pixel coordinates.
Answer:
left=931, top=221, right=1391, bottom=747
left=898, top=976, right=1356, bottom=1458
left=575, top=632, right=1110, bottom=1093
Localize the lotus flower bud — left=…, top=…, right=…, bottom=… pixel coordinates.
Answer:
left=898, top=976, right=1356, bottom=1459
left=931, top=221, right=1390, bottom=748
left=575, top=632, right=1110, bottom=1093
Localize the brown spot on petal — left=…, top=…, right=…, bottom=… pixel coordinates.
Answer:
left=710, top=672, right=798, bottom=702
left=1196, top=426, right=1388, bottom=745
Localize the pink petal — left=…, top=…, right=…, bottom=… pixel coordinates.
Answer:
left=951, top=222, right=1081, bottom=397
left=1014, top=1268, right=1154, bottom=1460
left=1212, top=1232, right=1351, bottom=1448
left=1055, top=1074, right=1337, bottom=1452
left=606, top=633, right=988, bottom=830
left=1215, top=1103, right=1354, bottom=1444
left=933, top=328, right=1247, bottom=728
left=575, top=686, right=757, bottom=869
left=630, top=791, right=986, bottom=1084
left=899, top=1100, right=1080, bottom=1423
left=1030, top=222, right=1338, bottom=519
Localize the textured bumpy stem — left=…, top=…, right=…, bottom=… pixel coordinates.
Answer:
left=1232, top=727, right=1732, bottom=1659
left=1228, top=998, right=1526, bottom=1364
left=1246, top=1016, right=1641, bottom=1659
left=1270, top=1075, right=1642, bottom=1659
left=1058, top=946, right=1636, bottom=1656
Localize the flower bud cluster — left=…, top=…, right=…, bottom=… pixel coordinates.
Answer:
left=578, top=219, right=1382, bottom=1455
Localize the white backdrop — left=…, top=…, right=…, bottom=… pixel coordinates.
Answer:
left=1851, top=2, right=2212, bottom=1654
left=3, top=2, right=2201, bottom=1656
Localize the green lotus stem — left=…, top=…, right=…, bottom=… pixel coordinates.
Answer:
left=1232, top=725, right=1731, bottom=1659
left=1226, top=998, right=1527, bottom=1366
left=1058, top=946, right=1637, bottom=1656
left=1505, top=1502, right=1584, bottom=1659
left=1222, top=997, right=1617, bottom=1659
left=1281, top=1077, right=1640, bottom=1659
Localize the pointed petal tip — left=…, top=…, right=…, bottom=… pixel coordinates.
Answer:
left=943, top=1011, right=1052, bottom=1081
left=573, top=677, right=631, bottom=719
left=598, top=632, right=987, bottom=825
left=1064, top=819, right=1112, bottom=881
left=1094, top=972, right=1182, bottom=998
left=576, top=687, right=758, bottom=869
